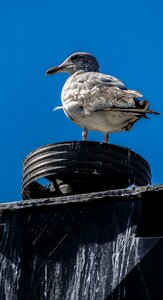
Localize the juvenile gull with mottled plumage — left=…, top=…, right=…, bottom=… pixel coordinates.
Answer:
left=46, top=52, right=159, bottom=142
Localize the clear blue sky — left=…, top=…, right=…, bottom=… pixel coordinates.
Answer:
left=0, top=0, right=162, bottom=202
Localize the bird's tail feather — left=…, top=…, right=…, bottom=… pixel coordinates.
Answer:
left=105, top=107, right=160, bottom=115
left=146, top=109, right=160, bottom=115
left=139, top=100, right=160, bottom=115
left=105, top=99, right=160, bottom=115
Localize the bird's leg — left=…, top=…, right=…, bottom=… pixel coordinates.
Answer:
left=104, top=133, right=109, bottom=143
left=82, top=128, right=88, bottom=141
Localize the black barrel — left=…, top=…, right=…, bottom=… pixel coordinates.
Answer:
left=22, top=141, right=151, bottom=200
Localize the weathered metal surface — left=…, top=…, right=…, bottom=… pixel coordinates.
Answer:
left=0, top=185, right=163, bottom=300
left=22, top=141, right=151, bottom=200
left=0, top=184, right=162, bottom=212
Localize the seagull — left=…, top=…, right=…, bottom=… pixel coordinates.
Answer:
left=45, top=52, right=159, bottom=143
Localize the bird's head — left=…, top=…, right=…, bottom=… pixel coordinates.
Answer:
left=45, top=52, right=100, bottom=76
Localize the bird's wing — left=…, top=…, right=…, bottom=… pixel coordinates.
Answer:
left=68, top=72, right=144, bottom=113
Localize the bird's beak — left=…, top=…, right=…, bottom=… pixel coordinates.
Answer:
left=45, top=63, right=66, bottom=76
